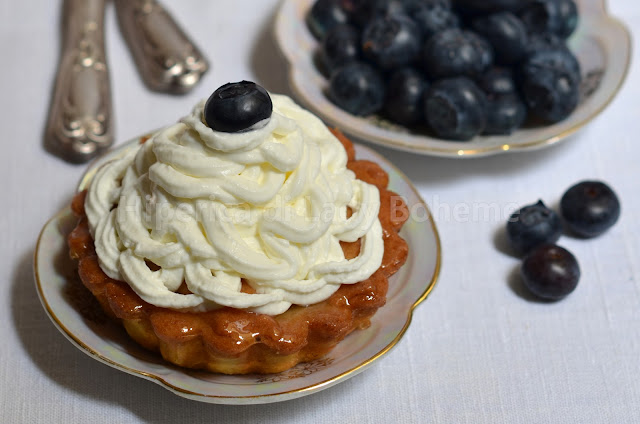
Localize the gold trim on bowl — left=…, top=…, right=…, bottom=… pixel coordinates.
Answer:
left=275, top=0, right=632, bottom=158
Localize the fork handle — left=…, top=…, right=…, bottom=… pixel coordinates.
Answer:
left=45, top=0, right=113, bottom=163
left=114, top=0, right=209, bottom=94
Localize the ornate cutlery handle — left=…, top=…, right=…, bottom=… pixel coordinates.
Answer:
left=115, top=0, right=209, bottom=94
left=45, top=0, right=112, bottom=163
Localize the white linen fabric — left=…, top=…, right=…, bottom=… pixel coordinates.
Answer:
left=1, top=1, right=639, bottom=423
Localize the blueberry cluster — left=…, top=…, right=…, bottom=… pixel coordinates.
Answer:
left=307, top=0, right=581, bottom=141
left=506, top=181, right=620, bottom=301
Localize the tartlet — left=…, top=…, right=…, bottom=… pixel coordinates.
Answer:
left=67, top=84, right=409, bottom=375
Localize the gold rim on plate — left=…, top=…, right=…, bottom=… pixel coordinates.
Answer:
left=34, top=140, right=442, bottom=403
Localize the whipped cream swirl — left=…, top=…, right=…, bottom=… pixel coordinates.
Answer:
left=85, top=95, right=383, bottom=315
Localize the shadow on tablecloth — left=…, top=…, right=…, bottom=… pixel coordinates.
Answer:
left=11, top=239, right=367, bottom=421
left=251, top=6, right=292, bottom=98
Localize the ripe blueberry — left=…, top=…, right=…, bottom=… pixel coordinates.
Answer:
left=422, top=29, right=493, bottom=79
left=507, top=200, right=562, bottom=255
left=362, top=15, right=422, bottom=70
left=204, top=81, right=273, bottom=133
left=406, top=1, right=459, bottom=40
left=322, top=24, right=361, bottom=71
left=521, top=244, right=580, bottom=301
left=519, top=0, right=579, bottom=39
left=520, top=48, right=581, bottom=123
left=307, top=0, right=349, bottom=40
left=560, top=181, right=621, bottom=238
left=478, top=67, right=517, bottom=96
left=329, top=62, right=386, bottom=116
left=384, top=67, right=429, bottom=126
left=472, top=12, right=528, bottom=65
left=424, top=77, right=487, bottom=140
left=484, top=94, right=527, bottom=135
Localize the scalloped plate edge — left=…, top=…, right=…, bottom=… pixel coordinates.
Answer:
left=34, top=139, right=442, bottom=404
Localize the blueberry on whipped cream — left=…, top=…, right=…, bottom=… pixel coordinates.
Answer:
left=204, top=81, right=273, bottom=133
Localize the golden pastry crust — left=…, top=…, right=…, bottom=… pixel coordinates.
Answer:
left=68, top=130, right=409, bottom=374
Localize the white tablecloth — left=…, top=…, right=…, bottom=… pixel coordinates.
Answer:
left=2, top=1, right=639, bottom=422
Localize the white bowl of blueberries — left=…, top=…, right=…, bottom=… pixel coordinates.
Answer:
left=275, top=0, right=631, bottom=157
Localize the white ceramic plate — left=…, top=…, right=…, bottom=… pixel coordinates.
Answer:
left=274, top=0, right=631, bottom=158
left=35, top=136, right=442, bottom=404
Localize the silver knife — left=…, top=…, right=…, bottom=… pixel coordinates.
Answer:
left=45, top=0, right=113, bottom=163
left=114, top=0, right=209, bottom=94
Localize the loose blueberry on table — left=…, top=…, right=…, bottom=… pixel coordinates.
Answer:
left=560, top=181, right=621, bottom=238
left=521, top=244, right=581, bottom=301
left=306, top=0, right=582, bottom=141
left=204, top=81, right=273, bottom=133
left=507, top=200, right=562, bottom=256
left=505, top=181, right=620, bottom=302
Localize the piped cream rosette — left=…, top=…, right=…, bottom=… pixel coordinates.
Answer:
left=85, top=95, right=384, bottom=315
